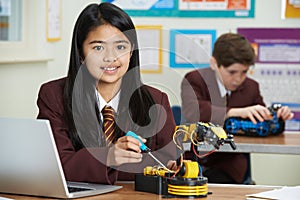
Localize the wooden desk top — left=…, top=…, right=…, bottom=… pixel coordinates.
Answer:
left=184, top=132, right=300, bottom=154
left=0, top=182, right=281, bottom=200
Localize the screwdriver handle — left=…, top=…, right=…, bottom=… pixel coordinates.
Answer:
left=125, top=131, right=150, bottom=152
left=126, top=131, right=170, bottom=171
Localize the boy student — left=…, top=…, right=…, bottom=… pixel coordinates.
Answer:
left=181, top=33, right=293, bottom=184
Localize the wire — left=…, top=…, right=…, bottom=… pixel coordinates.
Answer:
left=172, top=128, right=189, bottom=150
left=198, top=162, right=203, bottom=177
left=190, top=129, right=201, bottom=146
left=192, top=143, right=217, bottom=159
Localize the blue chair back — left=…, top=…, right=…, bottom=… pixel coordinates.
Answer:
left=171, top=105, right=185, bottom=125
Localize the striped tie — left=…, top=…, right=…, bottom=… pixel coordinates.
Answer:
left=101, top=106, right=115, bottom=145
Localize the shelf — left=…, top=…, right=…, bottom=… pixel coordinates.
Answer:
left=0, top=57, right=53, bottom=64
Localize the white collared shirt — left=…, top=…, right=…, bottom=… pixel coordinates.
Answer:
left=216, top=75, right=231, bottom=98
left=96, top=89, right=120, bottom=120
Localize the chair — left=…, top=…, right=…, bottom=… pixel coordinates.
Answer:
left=171, top=105, right=185, bottom=125
left=243, top=154, right=255, bottom=184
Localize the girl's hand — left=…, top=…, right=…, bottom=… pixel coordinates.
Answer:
left=106, top=135, right=146, bottom=166
left=167, top=160, right=178, bottom=171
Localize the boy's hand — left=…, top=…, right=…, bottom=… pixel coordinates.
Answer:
left=277, top=106, right=294, bottom=121
left=227, top=105, right=272, bottom=124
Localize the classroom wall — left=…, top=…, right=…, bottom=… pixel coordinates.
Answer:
left=0, top=0, right=299, bottom=186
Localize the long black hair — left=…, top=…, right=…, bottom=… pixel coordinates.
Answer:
left=63, top=3, right=156, bottom=150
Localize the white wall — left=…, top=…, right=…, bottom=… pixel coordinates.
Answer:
left=0, top=0, right=299, bottom=186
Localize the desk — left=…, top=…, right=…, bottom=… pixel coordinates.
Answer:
left=0, top=182, right=281, bottom=200
left=183, top=132, right=300, bottom=185
left=183, top=132, right=300, bottom=154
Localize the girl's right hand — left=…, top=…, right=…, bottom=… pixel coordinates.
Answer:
left=106, top=135, right=146, bottom=166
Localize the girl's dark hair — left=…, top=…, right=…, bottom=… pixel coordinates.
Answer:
left=63, top=3, right=156, bottom=150
left=212, top=33, right=255, bottom=68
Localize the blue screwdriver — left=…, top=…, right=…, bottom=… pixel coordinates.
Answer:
left=125, top=131, right=170, bottom=170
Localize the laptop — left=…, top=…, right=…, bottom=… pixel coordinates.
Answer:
left=0, top=117, right=122, bottom=199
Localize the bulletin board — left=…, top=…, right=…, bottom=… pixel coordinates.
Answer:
left=136, top=25, right=163, bottom=74
left=238, top=28, right=300, bottom=130
left=238, top=28, right=300, bottom=64
left=169, top=29, right=216, bottom=68
left=102, top=0, right=255, bottom=18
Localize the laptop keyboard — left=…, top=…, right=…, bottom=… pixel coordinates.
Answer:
left=68, top=186, right=93, bottom=193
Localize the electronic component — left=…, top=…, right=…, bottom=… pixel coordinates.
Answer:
left=134, top=122, right=236, bottom=198
left=135, top=160, right=208, bottom=198
left=174, top=122, right=236, bottom=150
left=224, top=104, right=285, bottom=137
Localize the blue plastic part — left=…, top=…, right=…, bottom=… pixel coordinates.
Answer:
left=224, top=110, right=285, bottom=137
left=125, top=131, right=150, bottom=152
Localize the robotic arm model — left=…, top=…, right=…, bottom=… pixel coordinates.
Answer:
left=134, top=122, right=236, bottom=198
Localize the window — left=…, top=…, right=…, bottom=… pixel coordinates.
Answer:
left=0, top=0, right=22, bottom=41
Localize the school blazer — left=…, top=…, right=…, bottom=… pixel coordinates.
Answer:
left=181, top=67, right=265, bottom=183
left=37, top=77, right=176, bottom=184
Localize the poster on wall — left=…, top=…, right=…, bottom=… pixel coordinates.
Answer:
left=136, top=25, right=163, bottom=74
left=47, top=0, right=61, bottom=42
left=179, top=0, right=252, bottom=17
left=104, top=0, right=175, bottom=10
left=283, top=0, right=300, bottom=18
left=170, top=29, right=216, bottom=68
left=238, top=28, right=300, bottom=64
left=102, top=0, right=255, bottom=18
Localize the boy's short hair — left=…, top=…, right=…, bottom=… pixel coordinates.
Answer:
left=212, top=33, right=255, bottom=68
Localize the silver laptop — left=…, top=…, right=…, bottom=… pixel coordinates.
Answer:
left=0, top=117, right=122, bottom=199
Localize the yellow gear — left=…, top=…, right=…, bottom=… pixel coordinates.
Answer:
left=182, top=160, right=199, bottom=178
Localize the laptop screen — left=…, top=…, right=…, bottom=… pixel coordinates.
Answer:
left=0, top=118, right=122, bottom=198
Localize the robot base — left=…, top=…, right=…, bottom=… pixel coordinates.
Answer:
left=135, top=174, right=209, bottom=198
